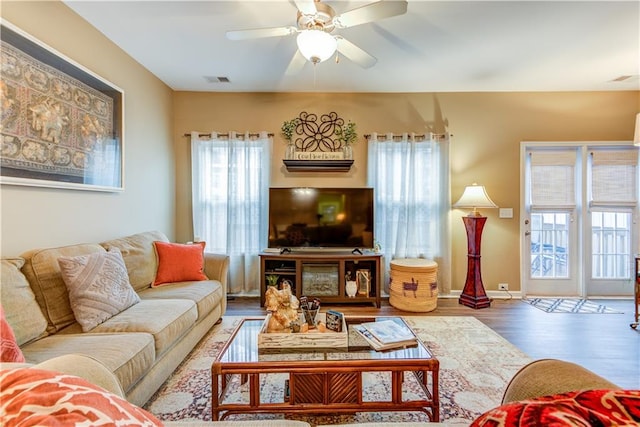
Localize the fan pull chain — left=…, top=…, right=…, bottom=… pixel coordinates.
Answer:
left=313, top=63, right=317, bottom=87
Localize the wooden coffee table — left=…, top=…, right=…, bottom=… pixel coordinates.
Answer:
left=211, top=316, right=439, bottom=421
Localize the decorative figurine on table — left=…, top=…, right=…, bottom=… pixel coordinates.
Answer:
left=299, top=296, right=321, bottom=329
left=345, top=271, right=358, bottom=297
left=264, top=280, right=300, bottom=333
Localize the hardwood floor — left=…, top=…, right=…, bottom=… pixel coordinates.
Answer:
left=226, top=296, right=640, bottom=389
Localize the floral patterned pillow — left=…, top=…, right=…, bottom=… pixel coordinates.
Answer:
left=0, top=367, right=162, bottom=426
left=0, top=306, right=25, bottom=363
left=471, top=389, right=640, bottom=426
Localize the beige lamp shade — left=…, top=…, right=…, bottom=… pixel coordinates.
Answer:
left=634, top=113, right=640, bottom=147
left=453, top=183, right=498, bottom=216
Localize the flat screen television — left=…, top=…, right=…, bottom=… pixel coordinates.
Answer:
left=268, top=187, right=374, bottom=250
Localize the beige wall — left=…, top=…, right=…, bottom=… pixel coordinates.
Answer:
left=173, top=91, right=639, bottom=292
left=1, top=2, right=637, bottom=293
left=1, top=2, right=175, bottom=255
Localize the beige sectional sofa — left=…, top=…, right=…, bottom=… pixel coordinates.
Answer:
left=1, top=230, right=229, bottom=407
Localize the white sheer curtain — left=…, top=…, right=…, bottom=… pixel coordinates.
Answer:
left=367, top=132, right=450, bottom=294
left=191, top=131, right=272, bottom=295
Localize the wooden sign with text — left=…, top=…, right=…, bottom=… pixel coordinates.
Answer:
left=294, top=151, right=344, bottom=161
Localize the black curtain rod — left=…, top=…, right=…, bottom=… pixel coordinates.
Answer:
left=184, top=132, right=274, bottom=138
left=364, top=133, right=448, bottom=140
left=364, top=133, right=426, bottom=139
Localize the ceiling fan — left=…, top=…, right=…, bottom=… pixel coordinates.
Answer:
left=226, top=0, right=408, bottom=74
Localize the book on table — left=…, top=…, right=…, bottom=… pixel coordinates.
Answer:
left=353, top=318, right=418, bottom=351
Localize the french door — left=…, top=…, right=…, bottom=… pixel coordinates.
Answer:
left=521, top=143, right=638, bottom=297
left=525, top=210, right=580, bottom=296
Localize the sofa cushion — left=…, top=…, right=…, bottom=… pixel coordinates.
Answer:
left=100, top=230, right=170, bottom=292
left=0, top=368, right=162, bottom=426
left=139, top=280, right=224, bottom=321
left=0, top=257, right=48, bottom=345
left=152, top=241, right=208, bottom=286
left=1, top=306, right=25, bottom=363
left=58, top=248, right=141, bottom=332
left=21, top=244, right=107, bottom=334
left=21, top=332, right=155, bottom=394
left=74, top=299, right=198, bottom=357
left=471, top=389, right=640, bottom=426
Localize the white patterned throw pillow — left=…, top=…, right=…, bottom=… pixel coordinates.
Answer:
left=58, top=248, right=140, bottom=332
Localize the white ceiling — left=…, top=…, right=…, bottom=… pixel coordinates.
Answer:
left=64, top=0, right=640, bottom=93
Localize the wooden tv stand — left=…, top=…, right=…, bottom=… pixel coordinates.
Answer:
left=259, top=251, right=382, bottom=307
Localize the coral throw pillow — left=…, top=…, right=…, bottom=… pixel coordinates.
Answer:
left=153, top=241, right=208, bottom=286
left=0, top=368, right=162, bottom=426
left=0, top=306, right=25, bottom=363
left=471, top=389, right=640, bottom=426
left=58, top=248, right=141, bottom=332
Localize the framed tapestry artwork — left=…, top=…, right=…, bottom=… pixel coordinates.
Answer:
left=0, top=20, right=124, bottom=192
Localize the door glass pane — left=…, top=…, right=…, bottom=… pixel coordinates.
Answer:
left=530, top=212, right=569, bottom=278
left=591, top=211, right=631, bottom=279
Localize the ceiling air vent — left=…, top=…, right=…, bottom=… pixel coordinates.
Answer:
left=610, top=75, right=638, bottom=82
left=204, top=76, right=230, bottom=83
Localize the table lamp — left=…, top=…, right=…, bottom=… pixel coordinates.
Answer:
left=453, top=183, right=498, bottom=309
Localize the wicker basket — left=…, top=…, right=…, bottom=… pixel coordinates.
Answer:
left=389, top=258, right=438, bottom=312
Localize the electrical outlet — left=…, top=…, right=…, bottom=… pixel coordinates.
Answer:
left=498, top=283, right=509, bottom=291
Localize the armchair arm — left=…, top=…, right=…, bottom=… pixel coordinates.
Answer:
left=502, top=359, right=620, bottom=404
left=203, top=253, right=229, bottom=291
left=33, top=354, right=125, bottom=398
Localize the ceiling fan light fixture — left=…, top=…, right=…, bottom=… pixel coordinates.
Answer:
left=296, top=29, right=337, bottom=64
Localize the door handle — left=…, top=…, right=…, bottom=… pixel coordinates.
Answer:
left=525, top=231, right=531, bottom=236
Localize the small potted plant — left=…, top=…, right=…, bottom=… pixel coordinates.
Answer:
left=336, top=121, right=357, bottom=159
left=281, top=118, right=299, bottom=159
left=266, top=274, right=279, bottom=287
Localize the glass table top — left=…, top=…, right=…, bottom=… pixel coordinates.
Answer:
left=218, top=317, right=434, bottom=364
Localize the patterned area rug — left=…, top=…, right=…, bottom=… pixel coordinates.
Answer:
left=144, top=316, right=531, bottom=426
left=523, top=298, right=624, bottom=314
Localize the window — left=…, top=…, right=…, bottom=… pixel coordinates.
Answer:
left=592, top=212, right=632, bottom=279
left=530, top=212, right=569, bottom=278
left=589, top=149, right=637, bottom=280
left=367, top=133, right=450, bottom=293
left=191, top=131, right=271, bottom=294
left=523, top=143, right=638, bottom=297
left=528, top=150, right=576, bottom=280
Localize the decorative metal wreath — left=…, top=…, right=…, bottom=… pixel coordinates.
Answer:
left=292, top=111, right=345, bottom=152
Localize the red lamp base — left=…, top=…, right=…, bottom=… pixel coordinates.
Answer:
left=459, top=291, right=491, bottom=309
left=458, top=215, right=491, bottom=309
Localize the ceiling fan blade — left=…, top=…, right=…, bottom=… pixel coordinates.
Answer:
left=335, top=0, right=408, bottom=28
left=336, top=37, right=377, bottom=69
left=285, top=50, right=307, bottom=75
left=293, top=0, right=317, bottom=15
left=226, top=26, right=297, bottom=40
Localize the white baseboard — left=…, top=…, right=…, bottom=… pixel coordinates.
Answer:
left=231, top=291, right=525, bottom=301
left=440, top=290, right=523, bottom=300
